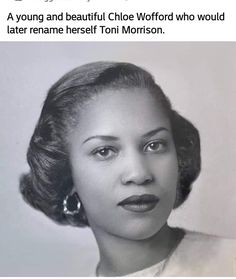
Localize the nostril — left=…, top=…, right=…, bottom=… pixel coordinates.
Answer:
left=120, top=156, right=154, bottom=185
left=124, top=180, right=133, bottom=185
left=143, top=177, right=153, bottom=185
left=139, top=176, right=154, bottom=186
left=121, top=174, right=153, bottom=186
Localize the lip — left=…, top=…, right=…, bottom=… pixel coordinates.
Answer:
left=118, top=194, right=160, bottom=213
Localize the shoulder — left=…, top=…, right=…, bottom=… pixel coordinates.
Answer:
left=180, top=230, right=236, bottom=253
left=162, top=230, right=236, bottom=276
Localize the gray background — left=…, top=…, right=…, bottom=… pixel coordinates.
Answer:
left=0, top=42, right=236, bottom=276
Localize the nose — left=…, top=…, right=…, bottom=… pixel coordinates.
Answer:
left=121, top=153, right=154, bottom=186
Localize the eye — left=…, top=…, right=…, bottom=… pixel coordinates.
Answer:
left=92, top=147, right=117, bottom=161
left=143, top=140, right=167, bottom=153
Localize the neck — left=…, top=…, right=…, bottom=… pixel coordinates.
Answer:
left=93, top=224, right=182, bottom=277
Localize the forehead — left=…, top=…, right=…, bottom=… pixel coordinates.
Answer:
left=72, top=88, right=170, bottom=139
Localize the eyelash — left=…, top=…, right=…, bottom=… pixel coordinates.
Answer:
left=143, top=139, right=168, bottom=153
left=92, top=146, right=118, bottom=161
left=91, top=140, right=168, bottom=161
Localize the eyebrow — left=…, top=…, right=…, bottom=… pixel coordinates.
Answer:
left=83, top=135, right=119, bottom=144
left=142, top=127, right=169, bottom=139
left=82, top=127, right=168, bottom=144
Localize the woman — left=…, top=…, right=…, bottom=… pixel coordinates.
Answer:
left=20, top=62, right=235, bottom=276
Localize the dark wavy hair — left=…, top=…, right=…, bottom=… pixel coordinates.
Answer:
left=20, top=61, right=201, bottom=227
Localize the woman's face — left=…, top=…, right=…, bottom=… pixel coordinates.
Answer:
left=68, top=88, right=178, bottom=240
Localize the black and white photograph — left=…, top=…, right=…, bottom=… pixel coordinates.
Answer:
left=0, top=42, right=236, bottom=276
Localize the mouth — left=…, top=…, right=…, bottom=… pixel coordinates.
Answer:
left=117, top=194, right=160, bottom=213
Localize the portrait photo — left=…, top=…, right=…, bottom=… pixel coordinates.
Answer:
left=0, top=42, right=236, bottom=276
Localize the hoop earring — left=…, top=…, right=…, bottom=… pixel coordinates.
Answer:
left=63, top=192, right=81, bottom=216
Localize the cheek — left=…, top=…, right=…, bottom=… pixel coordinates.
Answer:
left=70, top=158, right=115, bottom=211
left=152, top=152, right=178, bottom=191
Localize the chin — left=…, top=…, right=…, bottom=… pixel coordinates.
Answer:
left=117, top=218, right=166, bottom=241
